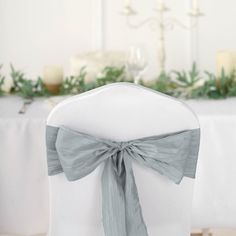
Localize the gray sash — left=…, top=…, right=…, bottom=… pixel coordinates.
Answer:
left=46, top=125, right=200, bottom=236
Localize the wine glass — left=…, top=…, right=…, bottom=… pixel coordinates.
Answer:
left=126, top=45, right=148, bottom=84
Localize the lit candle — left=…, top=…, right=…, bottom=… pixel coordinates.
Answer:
left=43, top=65, right=64, bottom=94
left=216, top=51, right=236, bottom=77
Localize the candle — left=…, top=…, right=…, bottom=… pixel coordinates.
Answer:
left=43, top=65, right=63, bottom=84
left=157, top=0, right=166, bottom=11
left=2, top=78, right=13, bottom=93
left=192, top=0, right=198, bottom=10
left=158, top=0, right=164, bottom=6
left=216, top=51, right=236, bottom=77
left=71, top=51, right=126, bottom=83
left=43, top=65, right=64, bottom=94
left=125, top=0, right=131, bottom=7
left=234, top=53, right=236, bottom=72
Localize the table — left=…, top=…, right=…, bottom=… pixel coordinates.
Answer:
left=186, top=99, right=236, bottom=228
left=0, top=97, right=50, bottom=235
left=1, top=96, right=236, bottom=235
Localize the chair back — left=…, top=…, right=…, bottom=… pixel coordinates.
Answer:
left=47, top=82, right=199, bottom=236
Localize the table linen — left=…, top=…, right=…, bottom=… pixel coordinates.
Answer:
left=1, top=96, right=236, bottom=234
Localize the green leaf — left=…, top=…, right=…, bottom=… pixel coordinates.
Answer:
left=10, top=64, right=51, bottom=98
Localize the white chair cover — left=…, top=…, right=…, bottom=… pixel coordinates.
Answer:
left=46, top=82, right=200, bottom=236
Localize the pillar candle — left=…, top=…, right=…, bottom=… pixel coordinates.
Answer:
left=193, top=0, right=198, bottom=10
left=158, top=0, right=164, bottom=7
left=43, top=65, right=64, bottom=95
left=43, top=65, right=64, bottom=85
left=233, top=52, right=236, bottom=72
left=216, top=51, right=236, bottom=77
left=125, top=0, right=131, bottom=7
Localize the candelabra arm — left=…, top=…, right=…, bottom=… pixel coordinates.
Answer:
left=126, top=15, right=157, bottom=29
left=164, top=17, right=198, bottom=30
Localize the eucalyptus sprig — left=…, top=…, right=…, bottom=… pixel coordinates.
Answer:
left=59, top=67, right=90, bottom=95
left=149, top=72, right=176, bottom=96
left=96, top=66, right=128, bottom=86
left=173, top=63, right=200, bottom=88
left=203, top=69, right=236, bottom=99
left=10, top=64, right=50, bottom=98
left=172, top=63, right=202, bottom=98
left=0, top=65, right=5, bottom=96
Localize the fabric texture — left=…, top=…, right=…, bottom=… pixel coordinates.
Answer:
left=46, top=125, right=200, bottom=236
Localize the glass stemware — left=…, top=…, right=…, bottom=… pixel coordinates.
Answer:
left=126, top=45, right=148, bottom=84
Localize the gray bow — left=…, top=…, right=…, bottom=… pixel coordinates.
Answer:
left=46, top=125, right=200, bottom=236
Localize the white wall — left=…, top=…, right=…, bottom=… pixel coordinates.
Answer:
left=0, top=0, right=235, bottom=80
left=197, top=0, right=236, bottom=74
left=0, top=0, right=102, bottom=78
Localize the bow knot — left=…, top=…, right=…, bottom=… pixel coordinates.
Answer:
left=115, top=141, right=131, bottom=151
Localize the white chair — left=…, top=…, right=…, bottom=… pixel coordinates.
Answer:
left=46, top=82, right=200, bottom=236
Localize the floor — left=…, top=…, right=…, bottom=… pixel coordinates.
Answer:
left=1, top=230, right=236, bottom=236
left=191, top=229, right=236, bottom=236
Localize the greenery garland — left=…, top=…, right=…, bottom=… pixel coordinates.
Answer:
left=10, top=64, right=50, bottom=98
left=0, top=63, right=235, bottom=99
left=143, top=63, right=236, bottom=99
left=59, top=66, right=131, bottom=95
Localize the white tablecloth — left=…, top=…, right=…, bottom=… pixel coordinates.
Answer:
left=1, top=96, right=236, bottom=235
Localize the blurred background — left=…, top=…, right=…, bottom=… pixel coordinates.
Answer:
left=0, top=0, right=235, bottom=79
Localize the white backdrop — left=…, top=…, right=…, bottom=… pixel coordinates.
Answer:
left=0, top=0, right=235, bottom=79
